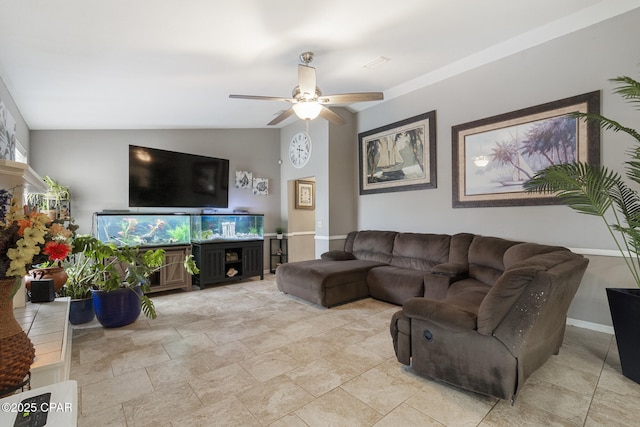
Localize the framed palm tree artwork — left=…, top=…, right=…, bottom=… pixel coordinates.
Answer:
left=452, top=91, right=600, bottom=208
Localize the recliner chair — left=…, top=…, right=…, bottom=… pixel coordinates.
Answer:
left=390, top=240, right=589, bottom=402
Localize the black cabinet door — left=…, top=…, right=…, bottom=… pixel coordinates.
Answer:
left=194, top=244, right=225, bottom=283
left=243, top=242, right=264, bottom=279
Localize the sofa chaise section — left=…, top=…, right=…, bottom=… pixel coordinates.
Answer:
left=276, top=230, right=396, bottom=307
left=276, top=258, right=385, bottom=307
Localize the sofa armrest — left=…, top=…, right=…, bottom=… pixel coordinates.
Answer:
left=320, top=250, right=356, bottom=261
left=390, top=310, right=411, bottom=365
left=431, top=263, right=468, bottom=280
left=422, top=273, right=451, bottom=300
left=403, top=297, right=477, bottom=332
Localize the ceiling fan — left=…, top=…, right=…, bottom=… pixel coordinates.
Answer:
left=229, top=52, right=384, bottom=126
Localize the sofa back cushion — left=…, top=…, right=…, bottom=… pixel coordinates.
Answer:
left=448, top=233, right=475, bottom=265
left=503, top=243, right=569, bottom=269
left=349, top=230, right=397, bottom=263
left=476, top=265, right=546, bottom=335
left=390, top=233, right=451, bottom=271
left=344, top=231, right=358, bottom=253
left=468, top=235, right=521, bottom=285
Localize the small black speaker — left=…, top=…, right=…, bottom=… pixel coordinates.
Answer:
left=30, top=279, right=55, bottom=303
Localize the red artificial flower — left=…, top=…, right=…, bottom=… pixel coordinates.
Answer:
left=42, top=241, right=71, bottom=261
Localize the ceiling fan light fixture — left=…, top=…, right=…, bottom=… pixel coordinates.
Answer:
left=293, top=101, right=322, bottom=120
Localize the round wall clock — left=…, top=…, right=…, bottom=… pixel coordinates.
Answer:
left=289, top=131, right=312, bottom=168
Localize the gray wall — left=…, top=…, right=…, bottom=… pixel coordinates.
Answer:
left=280, top=119, right=330, bottom=256
left=279, top=108, right=358, bottom=257
left=356, top=10, right=640, bottom=328
left=357, top=10, right=637, bottom=250
left=29, top=128, right=281, bottom=238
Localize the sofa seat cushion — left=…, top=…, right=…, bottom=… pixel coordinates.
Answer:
left=444, top=278, right=492, bottom=316
left=403, top=297, right=477, bottom=332
left=367, top=266, right=425, bottom=305
left=276, top=259, right=385, bottom=307
left=467, top=235, right=521, bottom=285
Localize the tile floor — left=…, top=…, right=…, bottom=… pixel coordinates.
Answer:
left=71, top=275, right=640, bottom=426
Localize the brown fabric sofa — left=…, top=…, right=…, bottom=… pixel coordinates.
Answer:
left=391, top=241, right=588, bottom=402
left=276, top=230, right=589, bottom=401
left=276, top=230, right=466, bottom=307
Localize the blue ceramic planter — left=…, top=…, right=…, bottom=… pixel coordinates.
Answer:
left=91, top=286, right=142, bottom=328
left=68, top=297, right=95, bottom=325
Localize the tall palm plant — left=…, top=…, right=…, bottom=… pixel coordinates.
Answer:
left=524, top=73, right=640, bottom=286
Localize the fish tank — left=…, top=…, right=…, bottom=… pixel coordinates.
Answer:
left=93, top=213, right=191, bottom=247
left=191, top=214, right=264, bottom=242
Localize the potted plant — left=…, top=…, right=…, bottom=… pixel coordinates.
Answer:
left=24, top=177, right=77, bottom=293
left=26, top=176, right=72, bottom=221
left=58, top=278, right=94, bottom=325
left=71, top=235, right=199, bottom=328
left=524, top=70, right=640, bottom=384
left=275, top=227, right=284, bottom=239
left=58, top=239, right=97, bottom=325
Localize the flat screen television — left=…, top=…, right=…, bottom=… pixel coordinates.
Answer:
left=129, top=145, right=229, bottom=208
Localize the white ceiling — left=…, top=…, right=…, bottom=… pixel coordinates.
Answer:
left=0, top=0, right=638, bottom=130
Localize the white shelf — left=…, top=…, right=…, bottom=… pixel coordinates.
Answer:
left=14, top=298, right=72, bottom=389
left=0, top=159, right=48, bottom=308
left=0, top=159, right=48, bottom=193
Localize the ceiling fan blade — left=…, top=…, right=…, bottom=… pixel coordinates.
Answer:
left=229, top=94, right=294, bottom=102
left=319, top=92, right=384, bottom=104
left=298, top=65, right=317, bottom=98
left=267, top=108, right=296, bottom=126
left=318, top=106, right=346, bottom=126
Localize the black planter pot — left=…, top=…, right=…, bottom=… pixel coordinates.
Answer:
left=91, top=286, right=142, bottom=328
left=606, top=288, right=640, bottom=384
left=68, top=297, right=95, bottom=325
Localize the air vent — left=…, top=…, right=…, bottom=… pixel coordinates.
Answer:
left=363, top=56, right=391, bottom=69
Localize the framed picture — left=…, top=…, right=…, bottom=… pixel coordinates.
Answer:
left=358, top=111, right=437, bottom=195
left=252, top=177, right=268, bottom=196
left=235, top=170, right=252, bottom=189
left=0, top=100, right=17, bottom=161
left=452, top=91, right=600, bottom=208
left=295, top=180, right=315, bottom=209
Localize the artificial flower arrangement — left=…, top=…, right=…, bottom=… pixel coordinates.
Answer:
left=0, top=189, right=77, bottom=296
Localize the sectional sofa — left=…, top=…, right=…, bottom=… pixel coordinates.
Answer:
left=275, top=230, right=589, bottom=401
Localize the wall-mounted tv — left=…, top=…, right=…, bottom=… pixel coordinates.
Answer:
left=129, top=145, right=229, bottom=208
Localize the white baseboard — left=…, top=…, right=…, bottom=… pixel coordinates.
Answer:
left=566, top=317, right=614, bottom=335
